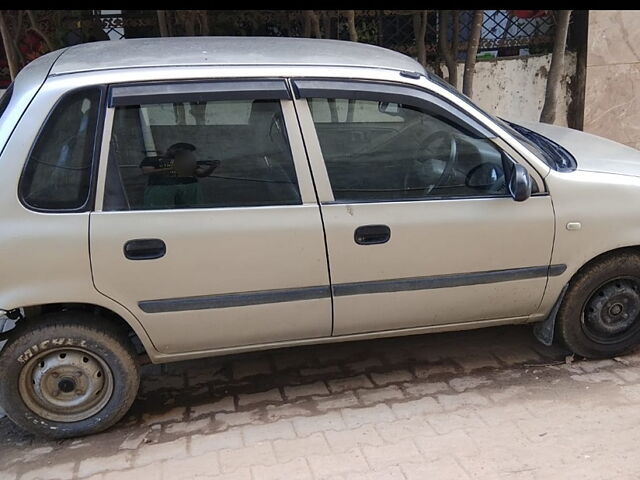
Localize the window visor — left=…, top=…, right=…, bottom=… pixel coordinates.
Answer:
left=292, top=79, right=495, bottom=139
left=109, top=79, right=291, bottom=107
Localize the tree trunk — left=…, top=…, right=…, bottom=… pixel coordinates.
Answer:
left=346, top=99, right=356, bottom=122
left=26, top=10, right=55, bottom=52
left=345, top=10, right=358, bottom=42
left=183, top=11, right=196, bottom=36
left=303, top=10, right=311, bottom=37
left=9, top=11, right=24, bottom=66
left=438, top=10, right=458, bottom=88
left=0, top=11, right=19, bottom=80
left=322, top=11, right=331, bottom=39
left=199, top=11, right=209, bottom=36
left=463, top=10, right=483, bottom=97
left=412, top=11, right=428, bottom=67
left=309, top=11, right=321, bottom=38
left=173, top=103, right=186, bottom=125
left=189, top=102, right=206, bottom=125
left=157, top=10, right=169, bottom=37
left=328, top=98, right=339, bottom=122
left=540, top=10, right=572, bottom=124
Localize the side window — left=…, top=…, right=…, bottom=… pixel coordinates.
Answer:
left=104, top=98, right=301, bottom=211
left=0, top=83, right=13, bottom=121
left=309, top=98, right=509, bottom=202
left=20, top=87, right=102, bottom=210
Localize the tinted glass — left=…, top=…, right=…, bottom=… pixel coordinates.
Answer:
left=104, top=98, right=301, bottom=210
left=309, top=98, right=508, bottom=202
left=0, top=84, right=13, bottom=121
left=20, top=87, right=101, bottom=210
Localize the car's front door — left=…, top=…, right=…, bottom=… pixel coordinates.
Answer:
left=90, top=80, right=331, bottom=354
left=293, top=79, right=557, bottom=336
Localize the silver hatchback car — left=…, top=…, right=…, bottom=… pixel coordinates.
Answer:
left=2, top=37, right=640, bottom=438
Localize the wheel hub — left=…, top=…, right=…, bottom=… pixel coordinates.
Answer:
left=583, top=279, right=640, bottom=341
left=18, top=348, right=113, bottom=423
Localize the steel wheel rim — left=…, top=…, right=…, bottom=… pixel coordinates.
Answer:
left=18, top=347, right=114, bottom=423
left=581, top=276, right=640, bottom=345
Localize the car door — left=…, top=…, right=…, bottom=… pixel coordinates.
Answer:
left=90, top=79, right=331, bottom=354
left=292, top=79, right=557, bottom=336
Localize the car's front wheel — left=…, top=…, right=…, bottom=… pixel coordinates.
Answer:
left=0, top=312, right=140, bottom=438
left=556, top=251, right=640, bottom=358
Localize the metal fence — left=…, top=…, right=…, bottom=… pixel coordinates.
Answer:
left=0, top=10, right=558, bottom=86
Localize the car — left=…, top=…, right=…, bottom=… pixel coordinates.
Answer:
left=1, top=36, right=640, bottom=438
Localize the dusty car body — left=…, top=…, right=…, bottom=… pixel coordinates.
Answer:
left=1, top=37, right=640, bottom=438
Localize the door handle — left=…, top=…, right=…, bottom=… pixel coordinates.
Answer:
left=354, top=225, right=391, bottom=245
left=123, top=239, right=166, bottom=260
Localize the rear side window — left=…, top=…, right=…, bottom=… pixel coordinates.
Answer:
left=0, top=84, right=13, bottom=121
left=20, top=87, right=102, bottom=211
left=103, top=98, right=301, bottom=211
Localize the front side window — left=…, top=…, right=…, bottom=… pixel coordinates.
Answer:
left=20, top=87, right=102, bottom=210
left=104, top=98, right=301, bottom=211
left=309, top=98, right=509, bottom=202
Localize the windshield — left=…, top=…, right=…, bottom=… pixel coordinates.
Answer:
left=424, top=73, right=575, bottom=171
left=0, top=83, right=13, bottom=122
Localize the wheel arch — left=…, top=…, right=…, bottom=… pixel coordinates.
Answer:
left=570, top=246, right=640, bottom=282
left=2, top=302, right=156, bottom=363
left=536, top=245, right=640, bottom=348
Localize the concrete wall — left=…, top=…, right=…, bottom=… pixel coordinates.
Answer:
left=445, top=52, right=576, bottom=127
left=584, top=10, right=640, bottom=149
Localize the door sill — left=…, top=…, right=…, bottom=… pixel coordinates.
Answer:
left=149, top=315, right=532, bottom=364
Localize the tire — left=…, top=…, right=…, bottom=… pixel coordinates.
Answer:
left=0, top=311, right=140, bottom=438
left=556, top=251, right=640, bottom=358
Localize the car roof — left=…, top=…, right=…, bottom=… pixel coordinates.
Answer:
left=48, top=36, right=426, bottom=76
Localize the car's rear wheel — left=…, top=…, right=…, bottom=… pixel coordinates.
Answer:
left=556, top=252, right=640, bottom=358
left=0, top=312, right=139, bottom=438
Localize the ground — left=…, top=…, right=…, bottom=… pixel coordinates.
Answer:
left=2, top=324, right=640, bottom=480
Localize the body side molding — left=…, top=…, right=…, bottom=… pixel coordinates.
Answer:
left=139, top=264, right=567, bottom=314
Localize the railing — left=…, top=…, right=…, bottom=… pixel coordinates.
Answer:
left=0, top=10, right=558, bottom=86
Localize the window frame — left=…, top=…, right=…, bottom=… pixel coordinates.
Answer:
left=18, top=85, right=107, bottom=213
left=292, top=78, right=547, bottom=205
left=96, top=79, right=312, bottom=212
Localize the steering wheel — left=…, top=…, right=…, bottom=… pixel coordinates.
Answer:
left=404, top=130, right=458, bottom=196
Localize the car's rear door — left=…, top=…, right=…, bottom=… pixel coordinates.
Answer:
left=292, top=79, right=557, bottom=336
left=90, top=79, right=331, bottom=354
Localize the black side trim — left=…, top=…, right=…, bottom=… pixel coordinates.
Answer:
left=333, top=265, right=567, bottom=297
left=533, top=282, right=569, bottom=346
left=291, top=78, right=494, bottom=139
left=138, top=264, right=567, bottom=314
left=139, top=286, right=331, bottom=314
left=548, top=264, right=567, bottom=276
left=109, top=79, right=291, bottom=107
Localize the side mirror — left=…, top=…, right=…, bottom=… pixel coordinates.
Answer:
left=378, top=101, right=400, bottom=115
left=465, top=163, right=503, bottom=191
left=508, top=163, right=532, bottom=202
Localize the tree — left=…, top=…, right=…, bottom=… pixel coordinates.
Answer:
left=345, top=10, right=357, bottom=42
left=26, top=10, right=55, bottom=52
left=0, top=11, right=19, bottom=80
left=540, top=10, right=572, bottom=124
left=157, top=10, right=169, bottom=37
left=303, top=10, right=321, bottom=38
left=412, top=10, right=428, bottom=67
left=438, top=10, right=459, bottom=88
left=462, top=10, right=483, bottom=97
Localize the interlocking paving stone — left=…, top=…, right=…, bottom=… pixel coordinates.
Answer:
left=6, top=325, right=640, bottom=480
